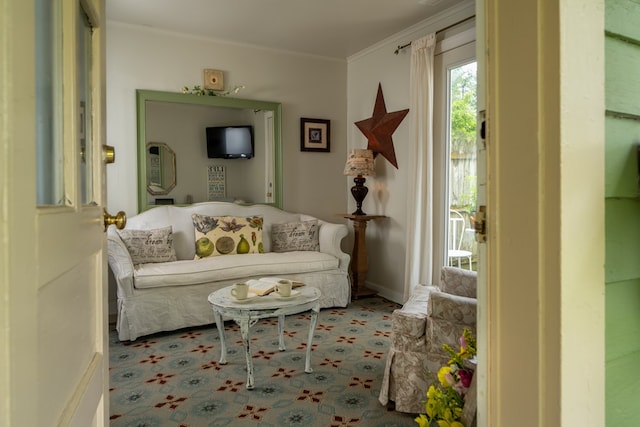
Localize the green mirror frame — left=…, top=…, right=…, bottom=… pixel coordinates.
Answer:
left=136, top=89, right=283, bottom=212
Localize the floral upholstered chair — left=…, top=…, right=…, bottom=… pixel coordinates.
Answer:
left=378, top=267, right=477, bottom=413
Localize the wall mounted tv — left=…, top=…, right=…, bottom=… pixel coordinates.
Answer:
left=206, top=125, right=254, bottom=159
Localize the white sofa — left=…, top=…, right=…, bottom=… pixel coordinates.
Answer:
left=108, top=202, right=351, bottom=341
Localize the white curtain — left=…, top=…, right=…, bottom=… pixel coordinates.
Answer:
left=403, top=33, right=436, bottom=300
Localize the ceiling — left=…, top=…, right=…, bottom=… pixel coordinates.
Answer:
left=106, top=0, right=463, bottom=59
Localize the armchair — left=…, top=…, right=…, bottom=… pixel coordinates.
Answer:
left=379, top=267, right=477, bottom=413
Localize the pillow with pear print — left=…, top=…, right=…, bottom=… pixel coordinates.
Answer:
left=192, top=214, right=264, bottom=259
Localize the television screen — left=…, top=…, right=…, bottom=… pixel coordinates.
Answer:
left=206, top=125, right=254, bottom=159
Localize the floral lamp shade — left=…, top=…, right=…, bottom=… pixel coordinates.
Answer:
left=343, top=149, right=376, bottom=177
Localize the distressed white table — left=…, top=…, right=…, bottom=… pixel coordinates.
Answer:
left=208, top=286, right=321, bottom=389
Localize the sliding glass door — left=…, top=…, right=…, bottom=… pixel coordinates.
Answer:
left=434, top=41, right=478, bottom=272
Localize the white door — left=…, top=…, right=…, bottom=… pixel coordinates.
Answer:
left=433, top=37, right=477, bottom=274
left=0, top=0, right=116, bottom=425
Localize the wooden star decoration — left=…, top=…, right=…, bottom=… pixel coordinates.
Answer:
left=354, top=83, right=409, bottom=169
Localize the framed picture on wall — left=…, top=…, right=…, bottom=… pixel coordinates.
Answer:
left=207, top=165, right=226, bottom=200
left=300, top=118, right=330, bottom=152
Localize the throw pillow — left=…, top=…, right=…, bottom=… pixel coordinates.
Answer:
left=117, top=226, right=178, bottom=264
left=192, top=214, right=264, bottom=259
left=271, top=220, right=320, bottom=252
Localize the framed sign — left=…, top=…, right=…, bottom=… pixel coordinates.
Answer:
left=300, top=117, right=330, bottom=152
left=207, top=165, right=226, bottom=200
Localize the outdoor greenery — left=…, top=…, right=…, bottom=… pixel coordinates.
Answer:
left=450, top=63, right=477, bottom=155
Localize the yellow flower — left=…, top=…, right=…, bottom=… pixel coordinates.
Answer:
left=436, top=421, right=465, bottom=427
left=414, top=414, right=430, bottom=427
left=427, top=384, right=438, bottom=399
left=426, top=398, right=438, bottom=418
left=437, top=366, right=452, bottom=387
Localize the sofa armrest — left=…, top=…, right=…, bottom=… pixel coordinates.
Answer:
left=317, top=220, right=350, bottom=272
left=107, top=228, right=135, bottom=298
left=388, top=284, right=438, bottom=337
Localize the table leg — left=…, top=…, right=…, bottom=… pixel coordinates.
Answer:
left=213, top=309, right=227, bottom=365
left=240, top=319, right=254, bottom=390
left=304, top=304, right=320, bottom=373
left=349, top=218, right=378, bottom=299
left=277, top=314, right=286, bottom=351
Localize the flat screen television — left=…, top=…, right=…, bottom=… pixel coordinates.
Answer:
left=206, top=125, right=254, bottom=159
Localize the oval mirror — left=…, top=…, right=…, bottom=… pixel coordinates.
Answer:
left=146, top=142, right=177, bottom=195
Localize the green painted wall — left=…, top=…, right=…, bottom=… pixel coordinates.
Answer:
left=605, top=1, right=640, bottom=425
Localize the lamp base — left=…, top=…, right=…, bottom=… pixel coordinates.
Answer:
left=350, top=175, right=368, bottom=215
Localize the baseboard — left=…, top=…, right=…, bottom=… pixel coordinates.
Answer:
left=365, top=281, right=405, bottom=305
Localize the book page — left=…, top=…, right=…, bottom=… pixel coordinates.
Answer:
left=247, top=277, right=306, bottom=296
left=246, top=279, right=275, bottom=296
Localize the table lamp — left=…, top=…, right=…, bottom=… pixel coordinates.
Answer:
left=343, top=149, right=376, bottom=215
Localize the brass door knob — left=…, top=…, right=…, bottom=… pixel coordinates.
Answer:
left=103, top=209, right=126, bottom=230
left=103, top=145, right=115, bottom=164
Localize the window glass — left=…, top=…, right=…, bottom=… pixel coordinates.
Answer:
left=78, top=8, right=94, bottom=205
left=35, top=0, right=64, bottom=205
left=447, top=61, right=478, bottom=270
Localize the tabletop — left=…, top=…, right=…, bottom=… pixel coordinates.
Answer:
left=208, top=285, right=321, bottom=312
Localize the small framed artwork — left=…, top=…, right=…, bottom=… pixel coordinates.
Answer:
left=300, top=118, right=330, bottom=152
left=203, top=69, right=224, bottom=91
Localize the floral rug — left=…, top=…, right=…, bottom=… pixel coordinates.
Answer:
left=109, top=296, right=418, bottom=427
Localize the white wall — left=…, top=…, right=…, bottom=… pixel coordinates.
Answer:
left=346, top=1, right=475, bottom=302
left=106, top=22, right=348, bottom=222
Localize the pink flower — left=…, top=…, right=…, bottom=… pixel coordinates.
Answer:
left=445, top=371, right=456, bottom=387
left=458, top=369, right=473, bottom=388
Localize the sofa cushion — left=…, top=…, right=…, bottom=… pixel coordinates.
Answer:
left=116, top=226, right=177, bottom=264
left=271, top=220, right=320, bottom=252
left=133, top=251, right=340, bottom=289
left=440, top=266, right=477, bottom=298
left=192, top=214, right=263, bottom=258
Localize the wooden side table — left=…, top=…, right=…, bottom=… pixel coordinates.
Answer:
left=339, top=214, right=386, bottom=300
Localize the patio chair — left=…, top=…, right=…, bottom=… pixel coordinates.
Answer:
left=448, top=209, right=473, bottom=270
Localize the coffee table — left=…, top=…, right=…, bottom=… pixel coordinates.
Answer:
left=208, top=285, right=321, bottom=389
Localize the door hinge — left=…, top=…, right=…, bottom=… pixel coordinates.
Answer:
left=474, top=205, right=487, bottom=243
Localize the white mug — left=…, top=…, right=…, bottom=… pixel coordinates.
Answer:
left=275, top=279, right=292, bottom=297
left=231, top=282, right=249, bottom=300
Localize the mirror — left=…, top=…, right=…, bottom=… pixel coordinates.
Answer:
left=136, top=89, right=282, bottom=212
left=146, top=142, right=176, bottom=195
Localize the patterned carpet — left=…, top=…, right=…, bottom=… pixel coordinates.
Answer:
left=109, top=296, right=418, bottom=427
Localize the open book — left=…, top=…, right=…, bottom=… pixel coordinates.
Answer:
left=246, top=277, right=305, bottom=296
